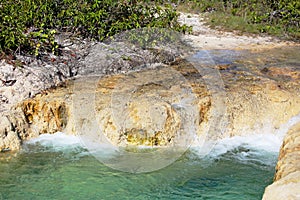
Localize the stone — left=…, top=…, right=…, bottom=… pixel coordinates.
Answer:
left=263, top=171, right=300, bottom=200
left=263, top=123, right=300, bottom=199
left=1, top=54, right=300, bottom=152
left=93, top=66, right=204, bottom=147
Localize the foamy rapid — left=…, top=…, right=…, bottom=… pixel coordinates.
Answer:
left=24, top=132, right=282, bottom=156
left=213, top=133, right=282, bottom=155
left=193, top=112, right=300, bottom=156
left=25, top=132, right=82, bottom=151
left=23, top=112, right=300, bottom=162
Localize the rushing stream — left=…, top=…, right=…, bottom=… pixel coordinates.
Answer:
left=1, top=46, right=299, bottom=199
left=0, top=133, right=280, bottom=200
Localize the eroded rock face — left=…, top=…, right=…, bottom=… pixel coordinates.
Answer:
left=94, top=65, right=209, bottom=147
left=1, top=49, right=300, bottom=194
left=0, top=86, right=72, bottom=151
left=225, top=81, right=300, bottom=137
left=275, top=123, right=300, bottom=181
left=0, top=61, right=212, bottom=151
left=1, top=52, right=300, bottom=152
left=0, top=106, right=30, bottom=151
left=1, top=49, right=299, bottom=198
left=22, top=99, right=68, bottom=135
left=263, top=123, right=300, bottom=200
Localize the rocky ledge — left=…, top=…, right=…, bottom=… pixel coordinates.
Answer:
left=1, top=49, right=300, bottom=152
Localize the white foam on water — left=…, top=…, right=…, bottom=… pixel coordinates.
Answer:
left=189, top=112, right=300, bottom=167
left=211, top=133, right=283, bottom=156
left=23, top=113, right=300, bottom=166
left=25, top=132, right=82, bottom=149
left=24, top=131, right=281, bottom=165
left=23, top=132, right=86, bottom=155
left=78, top=136, right=120, bottom=158
left=24, top=130, right=283, bottom=155
left=24, top=132, right=121, bottom=159
left=185, top=132, right=284, bottom=168
left=190, top=122, right=285, bottom=159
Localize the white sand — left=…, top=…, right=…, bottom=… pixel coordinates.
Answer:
left=178, top=12, right=298, bottom=50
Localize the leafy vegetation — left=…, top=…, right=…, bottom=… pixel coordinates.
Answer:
left=0, top=0, right=190, bottom=57
left=0, top=0, right=299, bottom=59
left=175, top=0, right=300, bottom=40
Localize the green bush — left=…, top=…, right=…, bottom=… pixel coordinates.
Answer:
left=0, top=0, right=191, bottom=56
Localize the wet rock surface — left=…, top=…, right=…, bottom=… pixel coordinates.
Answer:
left=0, top=51, right=300, bottom=198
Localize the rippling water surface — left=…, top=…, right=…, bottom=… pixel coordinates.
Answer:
left=0, top=133, right=280, bottom=200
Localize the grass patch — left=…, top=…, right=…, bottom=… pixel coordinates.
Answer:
left=174, top=0, right=300, bottom=41
left=208, top=12, right=261, bottom=35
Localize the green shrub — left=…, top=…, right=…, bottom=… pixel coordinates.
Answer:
left=0, top=0, right=191, bottom=56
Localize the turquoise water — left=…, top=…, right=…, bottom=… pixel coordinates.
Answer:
left=0, top=134, right=278, bottom=200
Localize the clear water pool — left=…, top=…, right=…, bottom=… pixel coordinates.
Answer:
left=0, top=133, right=279, bottom=200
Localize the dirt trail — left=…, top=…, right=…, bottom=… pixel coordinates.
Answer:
left=178, top=13, right=298, bottom=50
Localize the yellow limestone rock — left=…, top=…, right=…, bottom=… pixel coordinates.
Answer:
left=2, top=58, right=300, bottom=152
left=263, top=123, right=300, bottom=200
left=263, top=172, right=300, bottom=200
